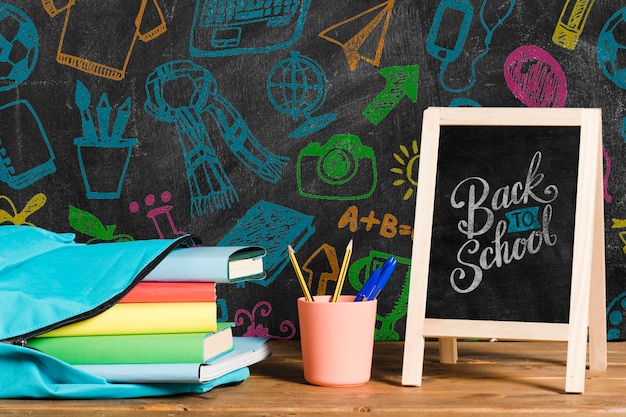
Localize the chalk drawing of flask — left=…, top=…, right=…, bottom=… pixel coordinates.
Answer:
left=0, top=100, right=56, bottom=189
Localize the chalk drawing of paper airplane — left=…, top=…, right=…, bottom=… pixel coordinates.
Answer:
left=318, top=0, right=395, bottom=71
left=189, top=0, right=311, bottom=57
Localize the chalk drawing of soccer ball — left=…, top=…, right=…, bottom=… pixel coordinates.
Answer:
left=0, top=4, right=38, bottom=92
left=598, top=8, right=626, bottom=90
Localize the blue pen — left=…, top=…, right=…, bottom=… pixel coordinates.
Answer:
left=354, top=268, right=381, bottom=302
left=368, top=256, right=397, bottom=301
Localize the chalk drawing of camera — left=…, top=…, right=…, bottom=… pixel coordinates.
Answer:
left=297, top=134, right=377, bottom=200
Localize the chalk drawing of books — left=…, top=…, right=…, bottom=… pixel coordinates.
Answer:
left=218, top=200, right=316, bottom=287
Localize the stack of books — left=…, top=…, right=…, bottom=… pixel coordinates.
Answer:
left=27, top=245, right=272, bottom=384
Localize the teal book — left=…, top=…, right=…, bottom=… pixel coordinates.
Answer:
left=74, top=337, right=272, bottom=383
left=217, top=200, right=315, bottom=288
left=144, top=246, right=267, bottom=283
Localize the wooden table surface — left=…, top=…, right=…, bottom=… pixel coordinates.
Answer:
left=2, top=340, right=626, bottom=416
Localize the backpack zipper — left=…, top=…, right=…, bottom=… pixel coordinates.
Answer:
left=2, top=234, right=200, bottom=345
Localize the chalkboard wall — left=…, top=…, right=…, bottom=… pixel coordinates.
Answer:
left=2, top=0, right=626, bottom=341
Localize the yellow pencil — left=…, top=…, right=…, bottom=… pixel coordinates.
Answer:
left=288, top=245, right=313, bottom=302
left=331, top=239, right=353, bottom=302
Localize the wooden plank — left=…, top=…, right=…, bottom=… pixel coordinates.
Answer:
left=0, top=341, right=623, bottom=416
left=588, top=112, right=608, bottom=372
left=564, top=108, right=603, bottom=393
left=401, top=106, right=441, bottom=386
left=423, top=319, right=569, bottom=341
left=438, top=107, right=584, bottom=126
left=438, top=337, right=458, bottom=363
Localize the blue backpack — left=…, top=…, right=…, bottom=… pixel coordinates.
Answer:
left=0, top=226, right=249, bottom=398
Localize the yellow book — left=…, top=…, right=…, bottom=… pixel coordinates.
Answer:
left=39, top=302, right=217, bottom=337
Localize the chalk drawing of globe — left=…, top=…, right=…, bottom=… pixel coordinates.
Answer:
left=0, top=3, right=38, bottom=91
left=267, top=51, right=327, bottom=119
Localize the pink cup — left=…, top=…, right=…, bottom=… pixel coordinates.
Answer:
left=297, top=295, right=377, bottom=387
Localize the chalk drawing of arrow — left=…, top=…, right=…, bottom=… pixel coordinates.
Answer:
left=301, top=243, right=340, bottom=296
left=363, top=65, right=419, bottom=126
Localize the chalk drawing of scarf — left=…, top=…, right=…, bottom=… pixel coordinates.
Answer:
left=144, top=60, right=289, bottom=216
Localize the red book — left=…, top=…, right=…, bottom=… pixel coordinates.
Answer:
left=119, top=282, right=216, bottom=303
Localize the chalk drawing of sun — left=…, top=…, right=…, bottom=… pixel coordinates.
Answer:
left=391, top=140, right=419, bottom=200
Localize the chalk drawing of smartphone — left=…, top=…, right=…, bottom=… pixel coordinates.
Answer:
left=426, top=0, right=473, bottom=63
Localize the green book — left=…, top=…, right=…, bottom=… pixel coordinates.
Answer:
left=27, top=322, right=234, bottom=365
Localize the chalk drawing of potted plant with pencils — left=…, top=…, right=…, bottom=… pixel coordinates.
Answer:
left=74, top=80, right=137, bottom=199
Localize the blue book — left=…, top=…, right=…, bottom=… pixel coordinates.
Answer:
left=218, top=200, right=315, bottom=287
left=74, top=337, right=272, bottom=383
left=144, top=246, right=267, bottom=283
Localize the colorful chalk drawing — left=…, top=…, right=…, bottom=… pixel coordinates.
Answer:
left=218, top=200, right=316, bottom=287
left=0, top=1, right=617, bottom=344
left=42, top=0, right=166, bottom=81
left=74, top=81, right=136, bottom=199
left=234, top=301, right=296, bottom=340
left=504, top=45, right=567, bottom=107
left=216, top=299, right=229, bottom=323
left=390, top=140, right=419, bottom=201
left=0, top=193, right=46, bottom=226
left=611, top=218, right=626, bottom=254
left=69, top=205, right=134, bottom=243
left=552, top=0, right=595, bottom=50
left=129, top=191, right=187, bottom=240
left=0, top=100, right=56, bottom=190
left=189, top=0, right=311, bottom=57
left=427, top=0, right=472, bottom=70
left=0, top=5, right=55, bottom=190
left=0, top=3, right=38, bottom=91
left=299, top=242, right=357, bottom=298
left=363, top=65, right=419, bottom=126
left=426, top=0, right=515, bottom=93
left=338, top=205, right=414, bottom=240
left=449, top=98, right=481, bottom=107
left=603, top=145, right=612, bottom=203
left=348, top=251, right=411, bottom=341
left=300, top=243, right=340, bottom=296
left=607, top=292, right=626, bottom=340
left=266, top=51, right=336, bottom=138
left=598, top=8, right=626, bottom=89
left=144, top=60, right=289, bottom=217
left=318, top=0, right=394, bottom=71
left=297, top=134, right=377, bottom=200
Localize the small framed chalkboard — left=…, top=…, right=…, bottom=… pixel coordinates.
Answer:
left=401, top=107, right=606, bottom=393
